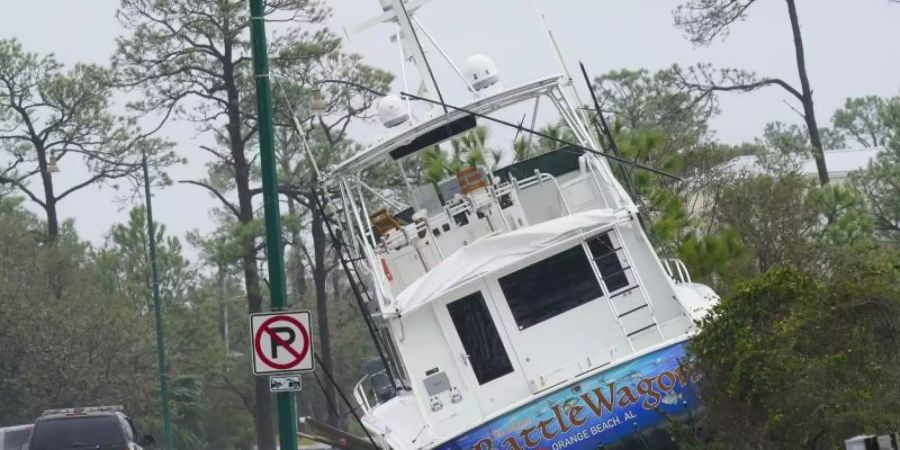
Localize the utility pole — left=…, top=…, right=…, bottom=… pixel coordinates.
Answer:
left=246, top=0, right=299, bottom=449
left=143, top=151, right=175, bottom=450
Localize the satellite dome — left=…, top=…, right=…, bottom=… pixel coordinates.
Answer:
left=377, top=95, right=409, bottom=128
left=463, top=54, right=500, bottom=92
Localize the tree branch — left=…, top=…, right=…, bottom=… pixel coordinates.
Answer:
left=57, top=170, right=129, bottom=202
left=178, top=180, right=241, bottom=217
left=683, top=76, right=804, bottom=103
left=0, top=174, right=46, bottom=207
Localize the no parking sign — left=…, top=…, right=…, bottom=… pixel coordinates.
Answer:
left=250, top=311, right=314, bottom=375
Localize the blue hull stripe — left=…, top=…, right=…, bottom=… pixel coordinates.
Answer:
left=435, top=341, right=700, bottom=450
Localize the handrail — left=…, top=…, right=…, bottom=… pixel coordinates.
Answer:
left=675, top=259, right=692, bottom=284
left=663, top=259, right=692, bottom=284
left=516, top=172, right=572, bottom=214
left=353, top=376, right=372, bottom=414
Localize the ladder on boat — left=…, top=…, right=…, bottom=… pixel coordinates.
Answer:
left=585, top=228, right=663, bottom=351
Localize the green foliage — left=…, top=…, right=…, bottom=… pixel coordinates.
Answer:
left=595, top=66, right=716, bottom=154
left=0, top=206, right=158, bottom=426
left=711, top=174, right=813, bottom=274
left=673, top=0, right=758, bottom=45
left=592, top=66, right=748, bottom=283
left=755, top=121, right=813, bottom=173
left=414, top=126, right=503, bottom=186
left=0, top=202, right=256, bottom=447
left=0, top=38, right=175, bottom=238
left=676, top=227, right=745, bottom=284
left=883, top=97, right=900, bottom=151
left=96, top=207, right=195, bottom=309
left=831, top=96, right=892, bottom=148
left=813, top=183, right=875, bottom=246
left=609, top=124, right=743, bottom=283
left=691, top=246, right=900, bottom=448
left=850, top=148, right=900, bottom=240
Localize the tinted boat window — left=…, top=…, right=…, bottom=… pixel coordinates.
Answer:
left=499, top=246, right=603, bottom=329
left=447, top=292, right=514, bottom=384
left=31, top=416, right=124, bottom=449
left=587, top=233, right=629, bottom=292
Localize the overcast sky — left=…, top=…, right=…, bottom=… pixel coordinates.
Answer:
left=1, top=0, right=898, bottom=254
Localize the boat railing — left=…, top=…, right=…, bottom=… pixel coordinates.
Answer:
left=380, top=171, right=565, bottom=243
left=513, top=171, right=572, bottom=215
left=370, top=168, right=608, bottom=297
left=663, top=259, right=692, bottom=284
left=379, top=183, right=514, bottom=250
left=353, top=376, right=374, bottom=414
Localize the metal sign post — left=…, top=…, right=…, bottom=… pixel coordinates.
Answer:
left=246, top=0, right=297, bottom=448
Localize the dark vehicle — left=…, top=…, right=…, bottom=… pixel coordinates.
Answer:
left=0, top=424, right=33, bottom=450
left=28, top=406, right=154, bottom=450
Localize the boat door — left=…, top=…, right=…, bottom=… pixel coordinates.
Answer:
left=486, top=240, right=631, bottom=393
left=433, top=281, right=531, bottom=416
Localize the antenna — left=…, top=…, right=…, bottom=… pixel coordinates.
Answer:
left=357, top=0, right=445, bottom=109
left=529, top=0, right=585, bottom=108
left=396, top=0, right=448, bottom=112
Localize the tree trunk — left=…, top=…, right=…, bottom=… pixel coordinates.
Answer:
left=311, top=202, right=338, bottom=427
left=785, top=0, right=829, bottom=185
left=37, top=149, right=59, bottom=239
left=329, top=251, right=346, bottom=430
left=286, top=198, right=308, bottom=300
left=44, top=199, right=59, bottom=240
left=224, top=54, right=276, bottom=450
left=239, top=152, right=277, bottom=450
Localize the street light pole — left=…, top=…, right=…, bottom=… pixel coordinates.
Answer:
left=143, top=151, right=176, bottom=450
left=246, top=0, right=299, bottom=449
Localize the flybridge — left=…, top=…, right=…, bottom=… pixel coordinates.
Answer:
left=326, top=76, right=570, bottom=177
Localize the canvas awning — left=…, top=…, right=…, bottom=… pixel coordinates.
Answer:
left=393, top=208, right=633, bottom=315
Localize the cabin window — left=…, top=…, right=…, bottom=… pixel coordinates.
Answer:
left=446, top=292, right=514, bottom=384
left=499, top=246, right=603, bottom=330
left=587, top=233, right=629, bottom=292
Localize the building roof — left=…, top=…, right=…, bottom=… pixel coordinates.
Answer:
left=723, top=147, right=883, bottom=178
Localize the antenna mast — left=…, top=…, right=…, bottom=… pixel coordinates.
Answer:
left=529, top=0, right=586, bottom=108
left=360, top=0, right=445, bottom=106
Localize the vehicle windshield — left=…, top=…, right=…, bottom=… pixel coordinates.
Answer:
left=3, top=428, right=31, bottom=450
left=30, top=416, right=123, bottom=449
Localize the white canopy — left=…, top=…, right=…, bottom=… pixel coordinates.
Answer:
left=394, top=208, right=632, bottom=315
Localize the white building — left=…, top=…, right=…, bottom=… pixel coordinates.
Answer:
left=722, top=147, right=884, bottom=183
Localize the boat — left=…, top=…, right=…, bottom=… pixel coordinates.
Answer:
left=316, top=1, right=720, bottom=449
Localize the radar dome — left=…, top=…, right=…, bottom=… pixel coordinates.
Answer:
left=463, top=54, right=499, bottom=92
left=377, top=95, right=409, bottom=128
